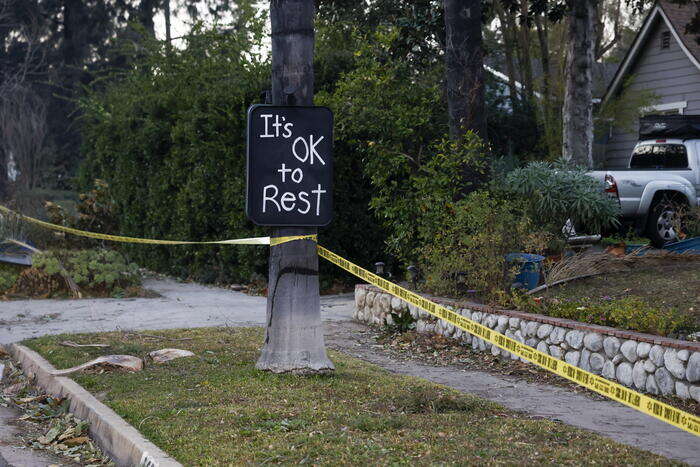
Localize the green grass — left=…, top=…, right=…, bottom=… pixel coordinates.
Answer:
left=24, top=328, right=679, bottom=465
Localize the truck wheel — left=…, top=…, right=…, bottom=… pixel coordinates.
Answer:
left=646, top=200, right=681, bottom=247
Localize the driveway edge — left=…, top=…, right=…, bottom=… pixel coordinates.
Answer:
left=7, top=343, right=182, bottom=467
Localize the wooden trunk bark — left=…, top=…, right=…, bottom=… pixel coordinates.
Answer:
left=256, top=0, right=334, bottom=374
left=443, top=0, right=486, bottom=139
left=562, top=0, right=597, bottom=168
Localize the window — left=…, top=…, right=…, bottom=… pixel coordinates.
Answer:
left=661, top=31, right=671, bottom=49
left=630, top=144, right=688, bottom=169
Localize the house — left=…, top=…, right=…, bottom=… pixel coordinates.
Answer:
left=602, top=0, right=700, bottom=168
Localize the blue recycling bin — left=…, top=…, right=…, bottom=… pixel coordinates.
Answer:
left=505, top=253, right=545, bottom=290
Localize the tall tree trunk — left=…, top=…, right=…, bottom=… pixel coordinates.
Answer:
left=494, top=0, right=519, bottom=109
left=138, top=0, right=156, bottom=36
left=256, top=0, right=334, bottom=375
left=516, top=0, right=534, bottom=103
left=443, top=0, right=486, bottom=139
left=164, top=0, right=172, bottom=43
left=562, top=0, right=597, bottom=167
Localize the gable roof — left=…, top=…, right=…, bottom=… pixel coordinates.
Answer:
left=602, top=0, right=700, bottom=103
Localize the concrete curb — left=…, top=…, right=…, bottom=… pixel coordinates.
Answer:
left=8, top=343, right=181, bottom=467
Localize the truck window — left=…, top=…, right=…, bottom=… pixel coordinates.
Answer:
left=629, top=144, right=688, bottom=169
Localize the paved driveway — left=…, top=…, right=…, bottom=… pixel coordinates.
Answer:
left=0, top=278, right=355, bottom=344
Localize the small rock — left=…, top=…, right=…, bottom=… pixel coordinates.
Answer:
left=689, top=385, right=700, bottom=403
left=508, top=317, right=521, bottom=329
left=537, top=341, right=549, bottom=355
left=491, top=344, right=500, bottom=356
left=462, top=333, right=472, bottom=345
left=443, top=321, right=455, bottom=336
left=472, top=312, right=482, bottom=323
left=496, top=316, right=509, bottom=333
left=649, top=345, right=665, bottom=367
left=416, top=321, right=426, bottom=333
left=453, top=328, right=463, bottom=339
left=663, top=349, right=686, bottom=380
left=390, top=296, right=403, bottom=312
left=602, top=361, right=616, bottom=380
left=646, top=374, right=659, bottom=395
left=632, top=361, right=646, bottom=390
left=620, top=340, right=638, bottom=363
left=525, top=321, right=539, bottom=337
left=550, top=346, right=564, bottom=359
left=616, top=362, right=633, bottom=387
left=408, top=304, right=420, bottom=320
left=580, top=349, right=591, bottom=372
left=486, top=314, right=498, bottom=328
left=514, top=330, right=524, bottom=343
left=603, top=336, right=620, bottom=358
left=643, top=359, right=656, bottom=373
left=520, top=320, right=528, bottom=334
left=478, top=338, right=487, bottom=351
left=677, top=349, right=689, bottom=362
left=686, top=352, right=700, bottom=383
left=655, top=368, right=675, bottom=396
left=565, top=330, right=584, bottom=349
left=612, top=354, right=623, bottom=365
left=537, top=324, right=553, bottom=339
left=550, top=327, right=567, bottom=345
left=525, top=338, right=538, bottom=348
left=583, top=333, right=603, bottom=352
left=675, top=381, right=690, bottom=399
left=636, top=342, right=651, bottom=359
left=355, top=288, right=367, bottom=308
left=565, top=350, right=580, bottom=366
left=589, top=353, right=605, bottom=374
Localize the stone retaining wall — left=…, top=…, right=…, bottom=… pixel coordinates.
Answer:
left=354, top=284, right=700, bottom=402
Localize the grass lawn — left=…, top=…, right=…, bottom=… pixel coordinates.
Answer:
left=542, top=259, right=700, bottom=332
left=24, top=328, right=678, bottom=465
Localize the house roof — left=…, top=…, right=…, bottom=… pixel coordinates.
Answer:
left=602, top=0, right=700, bottom=103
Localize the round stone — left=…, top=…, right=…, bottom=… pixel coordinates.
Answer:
left=390, top=296, right=403, bottom=312
left=686, top=352, right=700, bottom=383
left=491, top=344, right=500, bottom=356
left=663, top=348, right=686, bottom=380
left=636, top=342, right=651, bottom=359
left=590, top=353, right=605, bottom=374
left=496, top=316, right=509, bottom=333
left=485, top=314, right=497, bottom=328
left=508, top=317, right=521, bottom=329
left=603, top=336, right=620, bottom=358
left=620, top=340, right=638, bottom=363
left=537, top=341, right=549, bottom=355
left=565, top=350, right=580, bottom=366
left=677, top=349, right=689, bottom=362
left=537, top=324, right=553, bottom=339
left=550, top=345, right=564, bottom=360
left=514, top=330, right=524, bottom=343
left=525, top=338, right=538, bottom=348
left=655, top=368, right=675, bottom=396
left=565, top=330, right=584, bottom=350
left=580, top=349, right=591, bottom=372
left=355, top=288, right=367, bottom=308
left=649, top=345, right=665, bottom=367
left=632, top=361, right=646, bottom=390
left=689, top=385, right=700, bottom=403
left=646, top=374, right=659, bottom=395
left=612, top=354, right=623, bottom=365
left=583, top=333, right=603, bottom=352
left=602, top=361, right=616, bottom=380
left=675, top=381, right=690, bottom=399
left=616, top=362, right=633, bottom=387
left=550, top=327, right=567, bottom=344
left=525, top=321, right=539, bottom=337
left=643, top=359, right=656, bottom=373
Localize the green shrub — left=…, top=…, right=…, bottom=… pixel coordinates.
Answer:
left=502, top=161, right=620, bottom=235
left=0, top=263, right=22, bottom=294
left=518, top=296, right=696, bottom=337
left=33, top=249, right=140, bottom=293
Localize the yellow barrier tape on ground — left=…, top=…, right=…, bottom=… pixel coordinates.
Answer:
left=0, top=205, right=315, bottom=247
left=318, top=245, right=700, bottom=438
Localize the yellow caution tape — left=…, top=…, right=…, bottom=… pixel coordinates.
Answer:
left=0, top=205, right=315, bottom=247
left=317, top=245, right=700, bottom=437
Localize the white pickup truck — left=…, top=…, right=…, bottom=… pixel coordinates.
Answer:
left=589, top=115, right=700, bottom=247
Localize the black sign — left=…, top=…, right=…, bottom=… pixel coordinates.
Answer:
left=246, top=105, right=333, bottom=226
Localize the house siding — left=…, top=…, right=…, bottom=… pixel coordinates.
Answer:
left=604, top=17, right=700, bottom=168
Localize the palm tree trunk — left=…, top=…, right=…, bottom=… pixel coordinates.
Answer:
left=256, top=0, right=334, bottom=374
